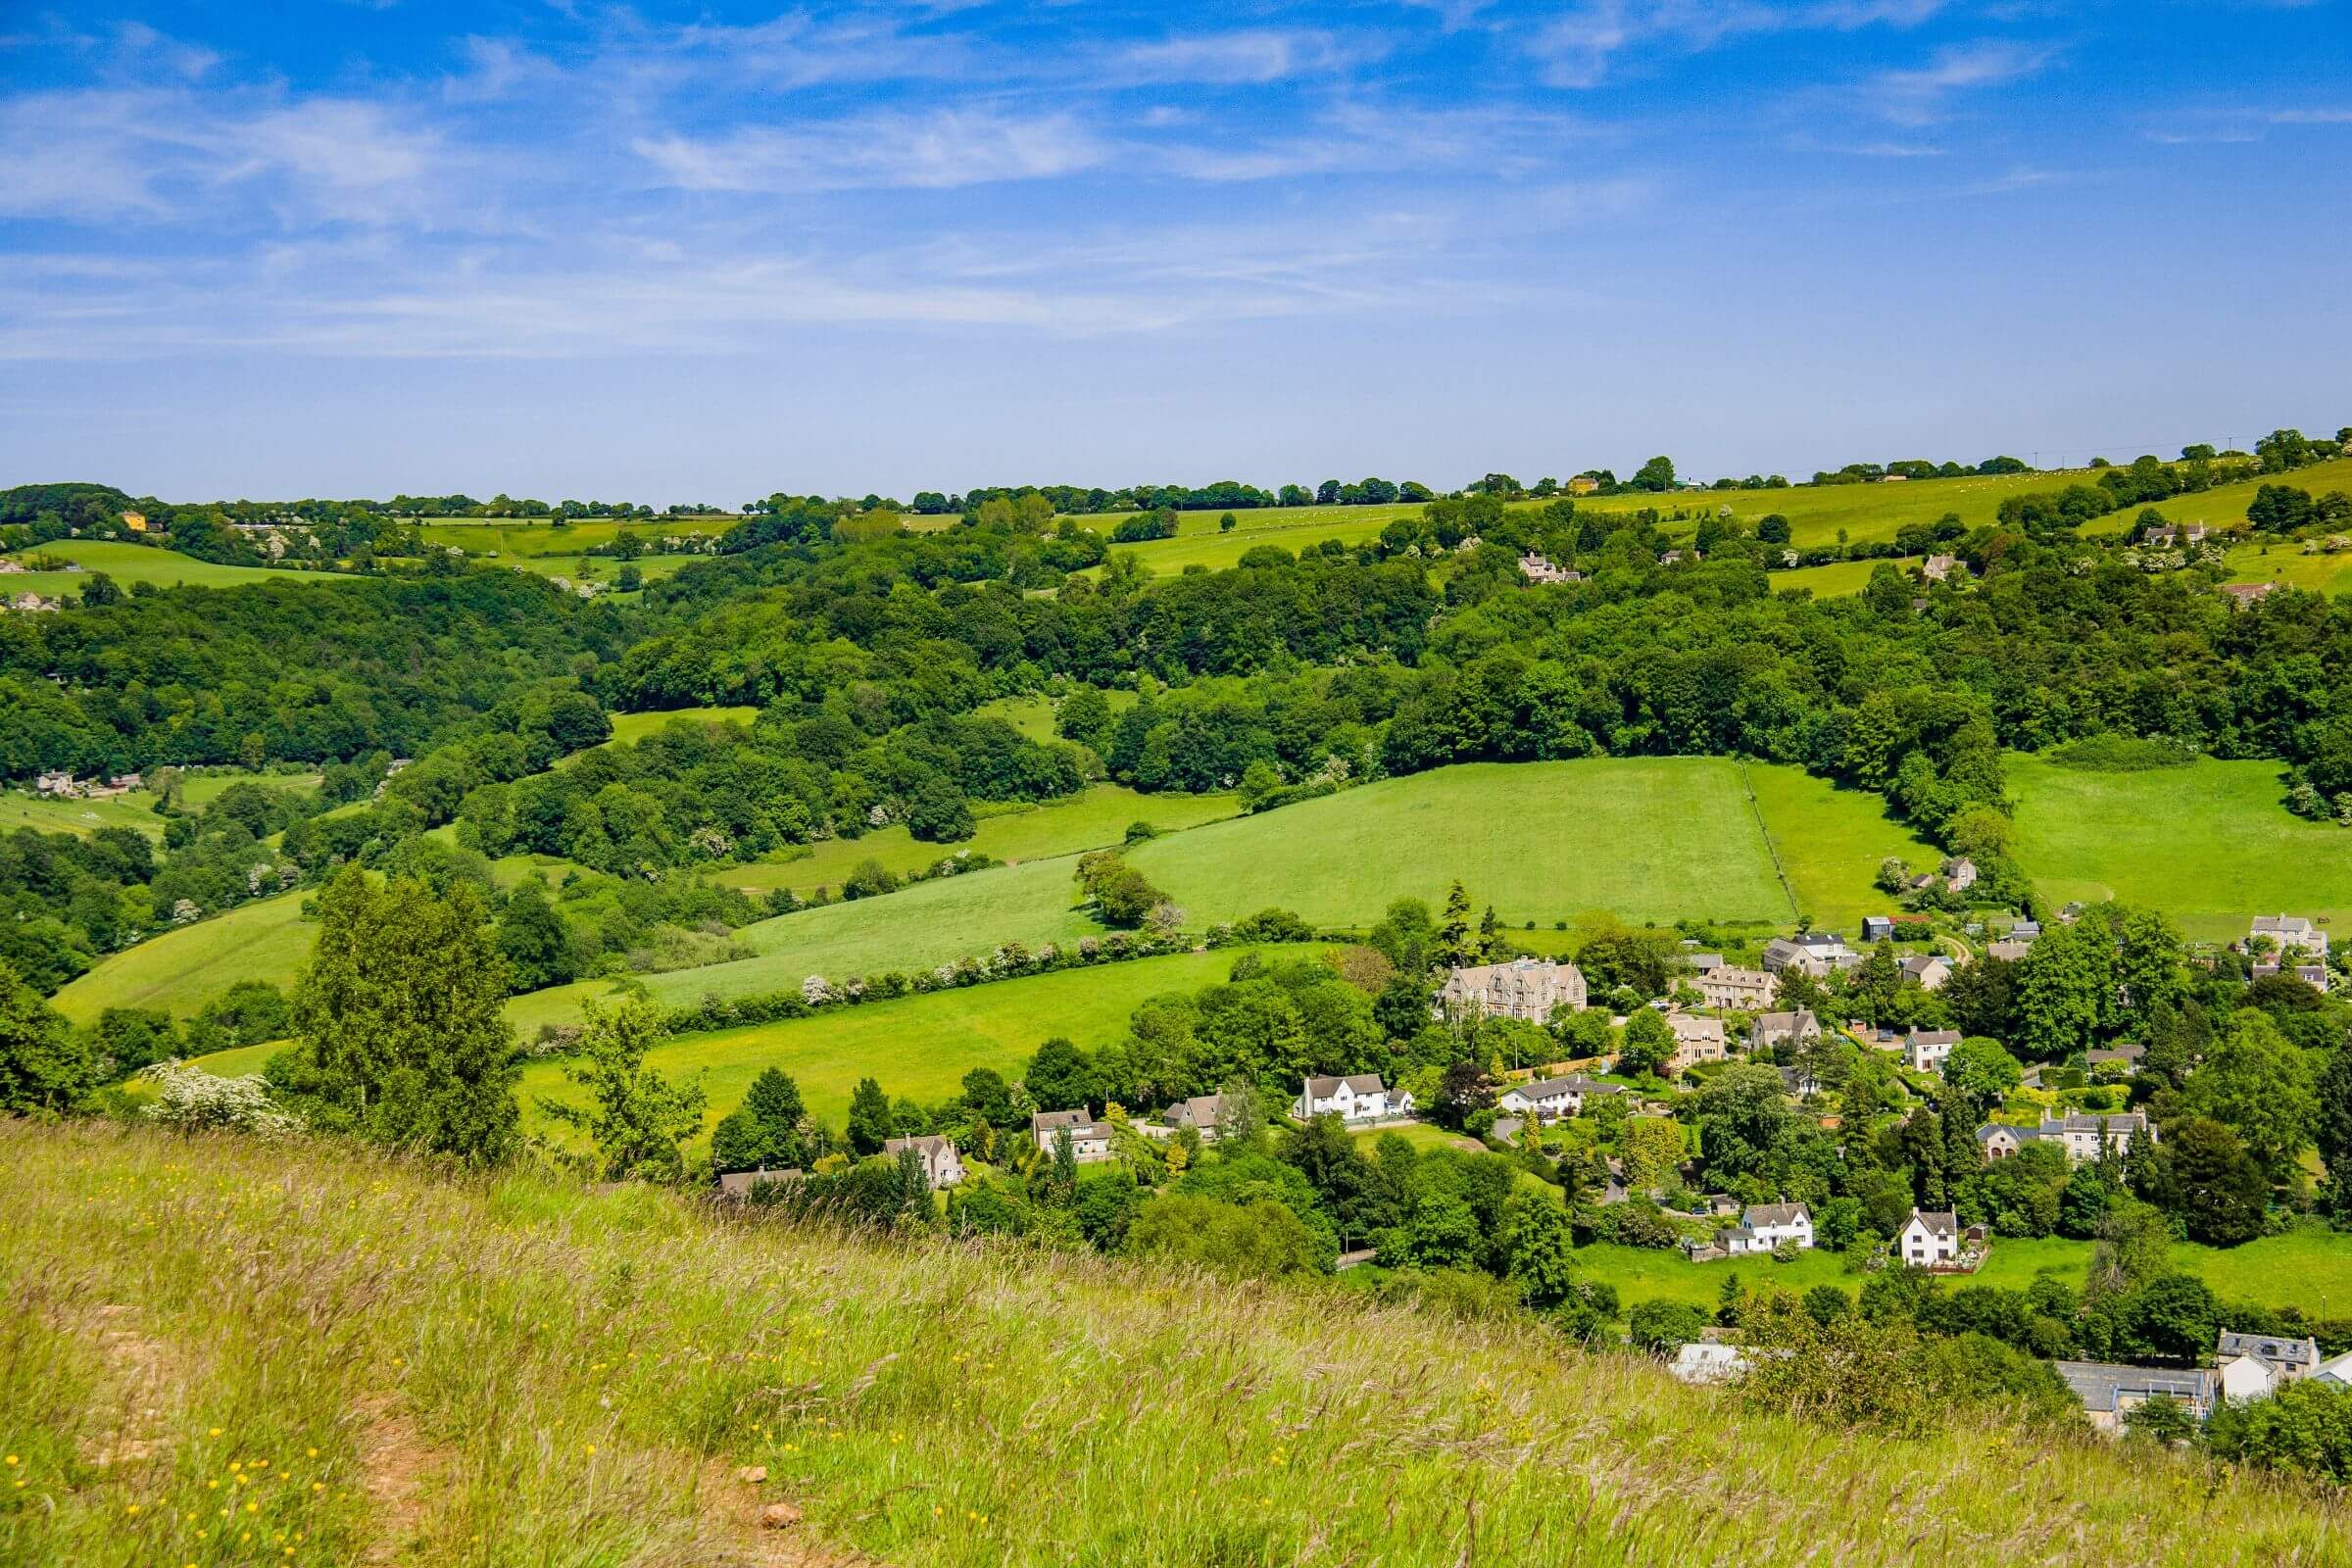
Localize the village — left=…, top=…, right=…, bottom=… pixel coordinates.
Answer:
left=698, top=897, right=2338, bottom=1439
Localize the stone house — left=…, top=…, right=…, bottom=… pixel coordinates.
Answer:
left=1664, top=1012, right=1728, bottom=1072
left=1032, top=1109, right=1115, bottom=1162
left=1159, top=1094, right=1231, bottom=1141
left=2216, top=1329, right=2320, bottom=1401
left=1440, top=957, right=1588, bottom=1022
left=1749, top=1008, right=1822, bottom=1053
left=1696, top=965, right=1775, bottom=1011
left=881, top=1134, right=966, bottom=1189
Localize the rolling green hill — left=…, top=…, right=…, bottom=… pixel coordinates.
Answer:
left=1126, top=759, right=1927, bottom=932
left=517, top=946, right=1280, bottom=1145
left=2007, top=753, right=2352, bottom=941
left=49, top=888, right=318, bottom=1024
left=11, top=1122, right=2337, bottom=1567
left=416, top=515, right=734, bottom=556
left=710, top=783, right=1240, bottom=898
left=1, top=768, right=318, bottom=841
left=0, top=539, right=339, bottom=594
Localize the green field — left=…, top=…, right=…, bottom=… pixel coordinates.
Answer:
left=1767, top=556, right=1924, bottom=597
left=600, top=706, right=761, bottom=747
left=0, top=539, right=336, bottom=594
left=1582, top=1228, right=2352, bottom=1318
left=711, top=783, right=1240, bottom=898
left=971, top=689, right=1140, bottom=742
left=2221, top=541, right=2352, bottom=597
left=49, top=888, right=317, bottom=1024
left=519, top=947, right=1276, bottom=1145
left=500, top=553, right=700, bottom=588
left=1060, top=467, right=2094, bottom=573
left=0, top=789, right=165, bottom=839
left=1740, top=763, right=1940, bottom=928
left=1575, top=468, right=2082, bottom=550
left=2, top=768, right=319, bottom=841
left=1125, top=759, right=1926, bottom=932
left=2082, top=456, right=2352, bottom=539
left=2007, top=753, right=2352, bottom=942
left=416, top=516, right=734, bottom=557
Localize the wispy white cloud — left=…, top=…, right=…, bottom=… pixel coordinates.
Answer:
left=1110, top=28, right=1389, bottom=85
left=0, top=88, right=447, bottom=223
left=2143, top=102, right=2352, bottom=143
left=633, top=110, right=1108, bottom=193
left=1862, top=39, right=2057, bottom=124
left=1528, top=0, right=1945, bottom=89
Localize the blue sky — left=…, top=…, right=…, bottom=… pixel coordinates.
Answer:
left=2, top=2, right=2347, bottom=504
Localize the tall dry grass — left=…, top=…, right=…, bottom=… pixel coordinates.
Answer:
left=0, top=1119, right=2344, bottom=1567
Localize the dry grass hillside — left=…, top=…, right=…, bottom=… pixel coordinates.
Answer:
left=2, top=1121, right=2345, bottom=1566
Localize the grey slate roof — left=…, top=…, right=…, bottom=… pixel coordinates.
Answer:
left=2056, top=1360, right=2217, bottom=1416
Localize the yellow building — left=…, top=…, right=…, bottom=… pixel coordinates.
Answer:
left=122, top=511, right=148, bottom=532
left=1566, top=476, right=1599, bottom=496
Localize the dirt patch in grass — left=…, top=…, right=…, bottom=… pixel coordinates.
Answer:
left=80, top=1303, right=178, bottom=1472
left=694, top=1455, right=873, bottom=1567
left=356, top=1396, right=447, bottom=1564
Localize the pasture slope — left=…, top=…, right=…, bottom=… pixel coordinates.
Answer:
left=2006, top=753, right=2352, bottom=942
left=1127, top=758, right=1926, bottom=932
left=1577, top=1231, right=2352, bottom=1319
left=0, top=539, right=335, bottom=594
left=1075, top=457, right=2352, bottom=581
left=710, top=782, right=1240, bottom=898
left=49, top=887, right=317, bottom=1025
left=1074, top=468, right=2096, bottom=571
left=7, top=1120, right=2338, bottom=1567
left=517, top=946, right=1285, bottom=1145
left=0, top=767, right=318, bottom=841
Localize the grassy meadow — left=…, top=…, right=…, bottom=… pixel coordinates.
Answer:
left=416, top=515, right=735, bottom=557
left=1060, top=466, right=2096, bottom=573
left=710, top=783, right=1240, bottom=898
left=1, top=768, right=319, bottom=840
left=1579, top=1229, right=2352, bottom=1320
left=2221, top=540, right=2352, bottom=597
left=49, top=889, right=317, bottom=1025
left=1767, top=556, right=1924, bottom=597
left=2007, top=752, right=2352, bottom=942
left=1124, top=759, right=1927, bottom=932
left=7, top=1122, right=2342, bottom=1568
left=0, top=539, right=328, bottom=594
left=2082, top=456, right=2352, bottom=538
left=1740, top=763, right=1941, bottom=929
left=600, top=706, right=762, bottom=748
left=518, top=947, right=1277, bottom=1145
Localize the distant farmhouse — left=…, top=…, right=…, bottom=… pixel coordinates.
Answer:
left=1902, top=1028, right=1960, bottom=1074
left=2246, top=913, right=2330, bottom=993
left=2058, top=1361, right=2219, bottom=1433
left=1749, top=1008, right=1821, bottom=1053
